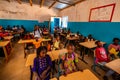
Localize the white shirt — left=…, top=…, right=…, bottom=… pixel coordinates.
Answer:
left=34, top=30, right=42, bottom=38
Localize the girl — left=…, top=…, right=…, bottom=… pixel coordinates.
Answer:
left=108, top=38, right=120, bottom=59
left=53, top=36, right=60, bottom=50
left=34, top=25, right=42, bottom=38
left=62, top=44, right=81, bottom=75
left=32, top=46, right=52, bottom=80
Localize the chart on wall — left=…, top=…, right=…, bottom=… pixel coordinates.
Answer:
left=89, top=3, right=116, bottom=22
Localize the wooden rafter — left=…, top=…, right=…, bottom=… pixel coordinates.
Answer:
left=57, top=0, right=74, bottom=6
left=40, top=0, right=45, bottom=7
left=49, top=0, right=57, bottom=9
left=7, top=0, right=10, bottom=2
left=60, top=0, right=86, bottom=11
left=17, top=0, right=22, bottom=4
left=29, top=0, right=32, bottom=6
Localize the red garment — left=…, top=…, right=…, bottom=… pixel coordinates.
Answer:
left=95, top=47, right=109, bottom=63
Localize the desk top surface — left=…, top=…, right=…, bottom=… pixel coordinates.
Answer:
left=59, top=69, right=99, bottom=80
left=25, top=49, right=67, bottom=67
left=105, top=59, right=120, bottom=74
left=79, top=41, right=105, bottom=49
left=4, top=36, right=13, bottom=40
left=0, top=41, right=10, bottom=47
left=67, top=37, right=79, bottom=40
left=18, top=38, right=51, bottom=44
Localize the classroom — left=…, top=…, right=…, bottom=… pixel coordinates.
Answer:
left=0, top=0, right=120, bottom=80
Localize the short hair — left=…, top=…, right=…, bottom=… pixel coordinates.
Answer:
left=95, top=40, right=100, bottom=45
left=36, top=46, right=47, bottom=58
left=113, top=38, right=120, bottom=42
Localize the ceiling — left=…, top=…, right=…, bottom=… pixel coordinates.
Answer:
left=7, top=0, right=86, bottom=10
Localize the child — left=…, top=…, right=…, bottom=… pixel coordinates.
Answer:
left=108, top=38, right=120, bottom=59
left=34, top=25, right=42, bottom=38
left=33, top=35, right=42, bottom=49
left=95, top=41, right=114, bottom=80
left=62, top=44, right=81, bottom=75
left=95, top=41, right=109, bottom=63
left=53, top=36, right=60, bottom=50
left=32, top=46, right=52, bottom=80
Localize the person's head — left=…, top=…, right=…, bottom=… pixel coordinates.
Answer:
left=113, top=38, right=120, bottom=45
left=95, top=41, right=103, bottom=47
left=37, top=46, right=47, bottom=58
left=77, top=31, right=79, bottom=35
left=67, top=44, right=75, bottom=54
left=56, top=35, right=60, bottom=41
left=59, top=42, right=64, bottom=49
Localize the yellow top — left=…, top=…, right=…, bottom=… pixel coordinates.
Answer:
left=33, top=40, right=42, bottom=48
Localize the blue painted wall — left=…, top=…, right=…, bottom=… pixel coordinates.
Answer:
left=68, top=22, right=120, bottom=46
left=0, top=19, right=49, bottom=32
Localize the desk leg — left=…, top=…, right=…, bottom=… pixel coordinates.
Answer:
left=3, top=46, right=8, bottom=63
left=79, top=46, right=88, bottom=64
left=30, top=66, right=33, bottom=80
left=24, top=43, right=26, bottom=58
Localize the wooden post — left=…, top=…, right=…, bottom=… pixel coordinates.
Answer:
left=29, top=0, right=32, bottom=6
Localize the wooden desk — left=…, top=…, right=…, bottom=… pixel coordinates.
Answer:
left=79, top=41, right=105, bottom=64
left=18, top=38, right=51, bottom=44
left=67, top=37, right=79, bottom=41
left=79, top=41, right=105, bottom=49
left=18, top=38, right=51, bottom=58
left=105, top=59, right=120, bottom=74
left=25, top=49, right=67, bottom=67
left=59, top=69, right=99, bottom=80
left=43, top=32, right=49, bottom=35
left=0, top=41, right=11, bottom=62
left=50, top=78, right=57, bottom=80
left=4, top=36, right=13, bottom=40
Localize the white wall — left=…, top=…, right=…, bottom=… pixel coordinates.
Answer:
left=0, top=0, right=59, bottom=22
left=59, top=0, right=120, bottom=22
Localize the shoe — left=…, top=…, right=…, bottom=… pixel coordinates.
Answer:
left=103, top=76, right=108, bottom=80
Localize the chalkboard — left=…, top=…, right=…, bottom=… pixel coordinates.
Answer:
left=89, top=3, right=116, bottom=22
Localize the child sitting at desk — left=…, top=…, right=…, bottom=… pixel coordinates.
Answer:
left=32, top=46, right=52, bottom=80
left=61, top=44, right=81, bottom=75
left=53, top=35, right=60, bottom=50
left=33, top=35, right=42, bottom=49
left=95, top=41, right=115, bottom=80
left=108, top=38, right=120, bottom=59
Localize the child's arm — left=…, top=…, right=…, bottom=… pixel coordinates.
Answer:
left=74, top=54, right=83, bottom=71
left=41, top=55, right=52, bottom=79
left=32, top=58, right=41, bottom=79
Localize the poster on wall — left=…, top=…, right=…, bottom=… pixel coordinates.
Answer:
left=89, top=3, right=116, bottom=22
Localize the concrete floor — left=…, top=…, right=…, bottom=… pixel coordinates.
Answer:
left=0, top=43, right=113, bottom=80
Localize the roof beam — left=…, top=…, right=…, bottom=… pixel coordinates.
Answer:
left=7, top=0, right=10, bottom=2
left=40, top=0, right=44, bottom=7
left=60, top=0, right=86, bottom=11
left=17, top=0, right=22, bottom=4
left=48, top=0, right=57, bottom=9
left=29, top=0, right=32, bottom=6
left=57, top=0, right=74, bottom=6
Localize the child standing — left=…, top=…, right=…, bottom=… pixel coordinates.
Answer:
left=62, top=44, right=81, bottom=75
left=32, top=46, right=52, bottom=80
